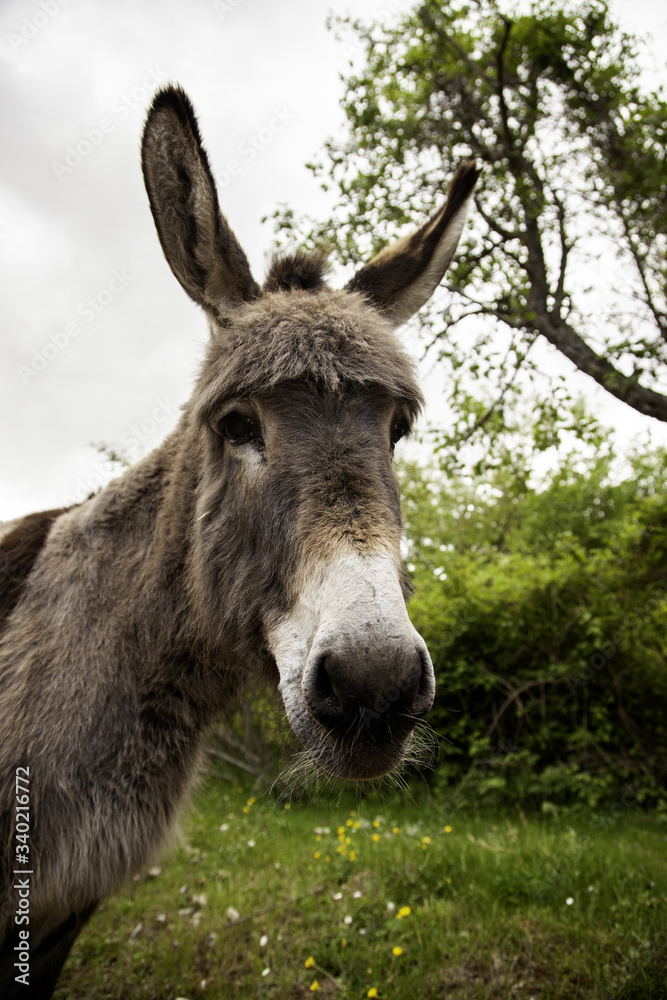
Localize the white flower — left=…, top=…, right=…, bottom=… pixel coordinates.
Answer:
left=226, top=906, right=240, bottom=922
left=248, top=839, right=255, bottom=847
left=386, top=902, right=395, bottom=913
left=333, top=892, right=343, bottom=900
left=220, top=823, right=229, bottom=832
left=259, top=934, right=268, bottom=948
left=353, top=891, right=362, bottom=898
left=262, top=968, right=270, bottom=977
left=566, top=897, right=574, bottom=906
left=344, top=915, right=352, bottom=925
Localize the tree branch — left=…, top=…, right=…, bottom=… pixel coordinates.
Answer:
left=535, top=312, right=667, bottom=421
left=475, top=197, right=523, bottom=242
left=549, top=187, right=571, bottom=316
left=419, top=5, right=495, bottom=85
left=617, top=210, right=667, bottom=344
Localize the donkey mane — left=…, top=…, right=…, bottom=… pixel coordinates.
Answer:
left=263, top=248, right=331, bottom=294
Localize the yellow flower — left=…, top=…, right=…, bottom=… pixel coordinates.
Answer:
left=346, top=819, right=353, bottom=827
left=305, top=956, right=315, bottom=968
left=313, top=852, right=321, bottom=859
left=315, top=834, right=321, bottom=842
left=373, top=819, right=381, bottom=828
left=396, top=906, right=411, bottom=919
left=421, top=836, right=431, bottom=845
left=284, top=802, right=291, bottom=810
left=353, top=820, right=361, bottom=829
left=337, top=826, right=345, bottom=835
left=349, top=850, right=356, bottom=861
left=368, top=989, right=379, bottom=998
left=392, top=946, right=403, bottom=957
left=371, top=833, right=380, bottom=843
left=392, top=826, right=399, bottom=834
left=310, top=981, right=320, bottom=991
left=445, top=825, right=452, bottom=833
left=446, top=877, right=452, bottom=884
left=242, top=806, right=249, bottom=814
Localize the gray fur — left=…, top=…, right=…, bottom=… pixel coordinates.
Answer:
left=0, top=85, right=477, bottom=996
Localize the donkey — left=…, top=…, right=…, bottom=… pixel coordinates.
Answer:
left=0, top=85, right=479, bottom=998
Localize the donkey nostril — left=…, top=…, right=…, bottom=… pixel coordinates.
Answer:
left=306, top=655, right=345, bottom=726
left=304, top=644, right=434, bottom=737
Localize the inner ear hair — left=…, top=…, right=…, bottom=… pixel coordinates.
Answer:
left=141, top=86, right=260, bottom=312
left=347, top=159, right=481, bottom=326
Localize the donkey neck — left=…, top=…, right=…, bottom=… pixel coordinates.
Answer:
left=68, top=415, right=238, bottom=710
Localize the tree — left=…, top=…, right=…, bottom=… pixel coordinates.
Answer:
left=271, top=0, right=667, bottom=459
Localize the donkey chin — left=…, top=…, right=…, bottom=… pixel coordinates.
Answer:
left=267, top=550, right=436, bottom=781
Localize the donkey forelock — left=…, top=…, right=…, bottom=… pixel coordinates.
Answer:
left=194, top=283, right=424, bottom=425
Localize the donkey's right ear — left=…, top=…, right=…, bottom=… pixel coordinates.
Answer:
left=141, top=86, right=260, bottom=314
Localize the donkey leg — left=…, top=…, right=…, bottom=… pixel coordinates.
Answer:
left=0, top=902, right=97, bottom=1000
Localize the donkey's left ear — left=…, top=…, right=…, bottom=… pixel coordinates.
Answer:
left=141, top=86, right=260, bottom=314
left=346, top=160, right=480, bottom=326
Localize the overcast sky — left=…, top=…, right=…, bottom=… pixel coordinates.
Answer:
left=1, top=0, right=666, bottom=522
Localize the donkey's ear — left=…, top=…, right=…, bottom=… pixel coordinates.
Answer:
left=346, top=160, right=480, bottom=326
left=141, top=86, right=260, bottom=313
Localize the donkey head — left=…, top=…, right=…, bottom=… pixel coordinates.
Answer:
left=142, top=87, right=479, bottom=781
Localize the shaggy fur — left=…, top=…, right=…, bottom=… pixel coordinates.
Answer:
left=0, top=85, right=477, bottom=998
left=0, top=509, right=69, bottom=633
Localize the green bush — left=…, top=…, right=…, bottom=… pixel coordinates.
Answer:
left=400, top=446, right=667, bottom=810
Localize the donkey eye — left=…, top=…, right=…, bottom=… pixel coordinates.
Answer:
left=218, top=412, right=262, bottom=446
left=390, top=416, right=410, bottom=450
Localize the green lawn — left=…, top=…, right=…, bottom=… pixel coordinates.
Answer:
left=54, top=779, right=666, bottom=999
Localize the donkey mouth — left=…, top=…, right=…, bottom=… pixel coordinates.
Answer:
left=287, top=708, right=429, bottom=781
left=280, top=652, right=436, bottom=781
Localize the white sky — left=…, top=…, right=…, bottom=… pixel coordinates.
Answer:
left=1, top=0, right=666, bottom=521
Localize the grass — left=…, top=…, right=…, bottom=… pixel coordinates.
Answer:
left=54, top=778, right=667, bottom=999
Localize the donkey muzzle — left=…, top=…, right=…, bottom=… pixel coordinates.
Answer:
left=302, top=631, right=434, bottom=743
